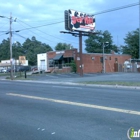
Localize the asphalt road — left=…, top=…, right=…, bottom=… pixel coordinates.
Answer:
left=0, top=80, right=140, bottom=140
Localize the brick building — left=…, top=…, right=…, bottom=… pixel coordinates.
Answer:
left=76, top=52, right=131, bottom=73
left=37, top=48, right=131, bottom=73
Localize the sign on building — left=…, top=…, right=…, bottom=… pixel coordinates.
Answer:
left=65, top=9, right=95, bottom=32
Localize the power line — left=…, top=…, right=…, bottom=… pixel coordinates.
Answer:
left=13, top=32, right=27, bottom=39
left=22, top=18, right=64, bottom=23
left=16, top=20, right=53, bottom=42
left=16, top=21, right=64, bottom=31
left=14, top=2, right=139, bottom=32
left=94, top=2, right=139, bottom=15
left=0, top=2, right=139, bottom=46
left=17, top=19, right=79, bottom=44
left=1, top=2, right=139, bottom=32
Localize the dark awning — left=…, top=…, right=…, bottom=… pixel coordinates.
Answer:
left=53, top=54, right=63, bottom=61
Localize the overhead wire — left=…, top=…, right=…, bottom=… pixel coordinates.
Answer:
left=17, top=19, right=79, bottom=44
left=13, top=32, right=27, bottom=39
left=0, top=2, right=139, bottom=45
left=16, top=20, right=53, bottom=42
left=93, top=2, right=139, bottom=15
left=16, top=21, right=64, bottom=31
left=22, top=18, right=64, bottom=23
left=14, top=2, right=139, bottom=32
left=0, top=2, right=139, bottom=32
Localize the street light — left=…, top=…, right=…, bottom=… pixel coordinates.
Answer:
left=102, top=42, right=109, bottom=73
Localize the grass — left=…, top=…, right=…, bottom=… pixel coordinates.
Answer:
left=80, top=81, right=140, bottom=87
left=0, top=73, right=10, bottom=76
left=5, top=71, right=33, bottom=80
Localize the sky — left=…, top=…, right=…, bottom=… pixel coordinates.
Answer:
left=0, top=0, right=139, bottom=52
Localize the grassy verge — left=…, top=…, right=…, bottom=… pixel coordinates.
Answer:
left=5, top=72, right=33, bottom=80
left=80, top=81, right=140, bottom=87
left=0, top=73, right=10, bottom=76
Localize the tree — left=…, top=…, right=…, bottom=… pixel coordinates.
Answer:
left=0, top=38, right=10, bottom=61
left=12, top=41, right=23, bottom=60
left=70, top=60, right=77, bottom=73
left=122, top=28, right=139, bottom=58
left=85, top=30, right=119, bottom=53
left=0, top=36, right=53, bottom=65
left=55, top=43, right=73, bottom=51
left=22, top=36, right=53, bottom=65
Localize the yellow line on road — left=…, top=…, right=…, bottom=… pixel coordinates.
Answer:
left=6, top=93, right=140, bottom=116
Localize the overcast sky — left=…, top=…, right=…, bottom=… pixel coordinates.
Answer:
left=0, top=0, right=139, bottom=52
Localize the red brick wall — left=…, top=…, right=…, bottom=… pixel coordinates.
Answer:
left=47, top=51, right=56, bottom=59
left=63, top=49, right=77, bottom=59
left=76, top=53, right=131, bottom=73
left=47, top=50, right=131, bottom=73
left=47, top=49, right=77, bottom=72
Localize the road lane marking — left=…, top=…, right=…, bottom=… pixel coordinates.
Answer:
left=52, top=86, right=82, bottom=89
left=6, top=93, right=140, bottom=116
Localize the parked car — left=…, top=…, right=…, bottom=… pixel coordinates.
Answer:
left=0, top=69, right=7, bottom=73
left=1, top=69, right=7, bottom=73
left=31, top=66, right=38, bottom=71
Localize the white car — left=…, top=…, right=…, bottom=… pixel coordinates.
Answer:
left=1, top=69, right=7, bottom=73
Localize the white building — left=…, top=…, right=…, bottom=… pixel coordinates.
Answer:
left=37, top=53, right=47, bottom=71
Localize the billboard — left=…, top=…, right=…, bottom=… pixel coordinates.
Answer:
left=19, top=56, right=26, bottom=65
left=65, top=9, right=95, bottom=32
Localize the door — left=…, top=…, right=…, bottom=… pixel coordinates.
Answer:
left=41, top=60, right=45, bottom=70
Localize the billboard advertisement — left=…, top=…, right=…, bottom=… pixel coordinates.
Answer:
left=19, top=56, right=26, bottom=65
left=65, top=9, right=95, bottom=32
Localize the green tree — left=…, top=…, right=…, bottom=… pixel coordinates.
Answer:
left=12, top=41, right=23, bottom=60
left=0, top=38, right=10, bottom=61
left=122, top=28, right=139, bottom=58
left=85, top=30, right=119, bottom=53
left=70, top=60, right=77, bottom=73
left=0, top=36, right=53, bottom=65
left=55, top=43, right=73, bottom=51
left=22, top=36, right=53, bottom=65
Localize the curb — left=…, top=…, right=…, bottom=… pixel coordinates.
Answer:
left=3, top=79, right=140, bottom=90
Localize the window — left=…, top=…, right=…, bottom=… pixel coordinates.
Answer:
left=115, top=58, right=118, bottom=63
left=49, top=59, right=54, bottom=67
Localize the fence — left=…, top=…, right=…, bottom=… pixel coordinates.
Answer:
left=115, top=63, right=139, bottom=73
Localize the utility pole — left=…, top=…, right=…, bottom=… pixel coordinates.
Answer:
left=102, top=42, right=105, bottom=73
left=139, top=0, right=140, bottom=59
left=10, top=13, right=13, bottom=80
left=79, top=31, right=83, bottom=76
